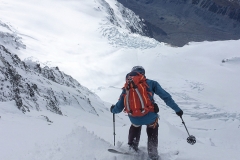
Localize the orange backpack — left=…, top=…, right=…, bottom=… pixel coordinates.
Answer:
left=123, top=72, right=154, bottom=117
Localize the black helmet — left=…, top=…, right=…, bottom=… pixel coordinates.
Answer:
left=131, top=66, right=145, bottom=75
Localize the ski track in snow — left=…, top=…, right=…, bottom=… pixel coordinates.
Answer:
left=23, top=126, right=179, bottom=160
left=26, top=127, right=114, bottom=160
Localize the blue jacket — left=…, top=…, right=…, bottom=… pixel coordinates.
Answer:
left=111, top=79, right=181, bottom=125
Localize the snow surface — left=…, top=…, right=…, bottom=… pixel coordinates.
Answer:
left=0, top=0, right=240, bottom=160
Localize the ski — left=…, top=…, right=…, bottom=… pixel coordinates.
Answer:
left=108, top=148, right=149, bottom=160
left=108, top=148, right=179, bottom=160
left=108, top=149, right=132, bottom=155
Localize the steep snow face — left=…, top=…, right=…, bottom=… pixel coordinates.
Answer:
left=0, top=0, right=158, bottom=115
left=0, top=0, right=160, bottom=90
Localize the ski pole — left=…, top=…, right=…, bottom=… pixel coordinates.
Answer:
left=181, top=116, right=190, bottom=136
left=113, top=113, right=116, bottom=146
left=180, top=116, right=196, bottom=145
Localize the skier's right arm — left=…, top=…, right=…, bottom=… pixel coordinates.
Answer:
left=110, top=89, right=125, bottom=114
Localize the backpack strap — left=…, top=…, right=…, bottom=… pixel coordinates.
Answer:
left=125, top=89, right=132, bottom=115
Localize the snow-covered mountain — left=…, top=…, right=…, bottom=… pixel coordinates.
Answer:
left=0, top=0, right=240, bottom=160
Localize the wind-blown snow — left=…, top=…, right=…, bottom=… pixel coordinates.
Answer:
left=0, top=0, right=240, bottom=160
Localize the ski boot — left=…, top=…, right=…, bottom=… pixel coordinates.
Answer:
left=128, top=139, right=139, bottom=153
left=148, top=155, right=160, bottom=160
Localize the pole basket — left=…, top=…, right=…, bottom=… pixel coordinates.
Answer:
left=187, top=135, right=196, bottom=145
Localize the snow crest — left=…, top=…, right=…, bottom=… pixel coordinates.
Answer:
left=0, top=20, right=26, bottom=50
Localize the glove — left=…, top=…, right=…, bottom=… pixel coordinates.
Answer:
left=110, top=105, right=115, bottom=113
left=176, top=110, right=183, bottom=117
left=153, top=103, right=159, bottom=113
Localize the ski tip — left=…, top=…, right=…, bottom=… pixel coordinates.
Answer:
left=108, top=148, right=132, bottom=155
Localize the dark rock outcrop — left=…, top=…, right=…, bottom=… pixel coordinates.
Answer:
left=117, top=0, right=240, bottom=46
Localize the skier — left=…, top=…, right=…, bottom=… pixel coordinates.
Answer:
left=110, top=66, right=183, bottom=160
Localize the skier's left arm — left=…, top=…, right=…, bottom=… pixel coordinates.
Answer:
left=151, top=80, right=183, bottom=115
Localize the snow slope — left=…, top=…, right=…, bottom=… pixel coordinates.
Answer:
left=0, top=0, right=240, bottom=160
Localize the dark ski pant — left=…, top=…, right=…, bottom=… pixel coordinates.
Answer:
left=128, top=122, right=158, bottom=158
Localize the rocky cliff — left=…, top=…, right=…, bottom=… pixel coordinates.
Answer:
left=0, top=44, right=104, bottom=115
